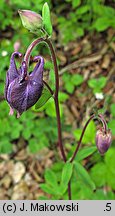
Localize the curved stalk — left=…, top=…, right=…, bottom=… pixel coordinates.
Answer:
left=24, top=37, right=45, bottom=66
left=98, top=114, right=108, bottom=133
left=24, top=37, right=66, bottom=162
left=70, top=114, right=108, bottom=163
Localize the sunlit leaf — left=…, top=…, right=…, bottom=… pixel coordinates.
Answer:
left=45, top=169, right=58, bottom=187
left=75, top=146, right=97, bottom=161
left=60, top=162, right=73, bottom=194
left=42, top=2, right=52, bottom=36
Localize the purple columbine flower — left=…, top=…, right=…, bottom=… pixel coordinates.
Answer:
left=5, top=52, right=44, bottom=117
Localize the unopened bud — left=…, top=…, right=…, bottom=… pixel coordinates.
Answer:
left=96, top=128, right=112, bottom=155
left=18, top=10, right=43, bottom=33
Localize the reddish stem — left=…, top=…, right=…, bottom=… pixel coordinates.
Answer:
left=24, top=37, right=45, bottom=66
left=70, top=114, right=95, bottom=163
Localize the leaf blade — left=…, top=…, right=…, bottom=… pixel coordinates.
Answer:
left=75, top=146, right=97, bottom=162
left=74, top=161, right=96, bottom=191
left=42, top=3, right=52, bottom=36
left=45, top=169, right=58, bottom=187
left=60, top=162, right=73, bottom=194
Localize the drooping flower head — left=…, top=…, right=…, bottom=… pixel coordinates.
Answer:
left=5, top=52, right=44, bottom=117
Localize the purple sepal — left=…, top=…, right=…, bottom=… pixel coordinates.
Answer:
left=5, top=53, right=44, bottom=116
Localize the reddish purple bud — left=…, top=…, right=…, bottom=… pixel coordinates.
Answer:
left=96, top=128, right=112, bottom=155
left=5, top=52, right=44, bottom=117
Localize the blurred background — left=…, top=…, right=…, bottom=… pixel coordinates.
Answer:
left=0, top=0, right=115, bottom=200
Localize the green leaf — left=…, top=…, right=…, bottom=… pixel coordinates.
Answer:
left=62, top=73, right=74, bottom=93
left=62, top=73, right=83, bottom=93
left=108, top=119, right=115, bottom=135
left=52, top=161, right=64, bottom=172
left=0, top=138, right=12, bottom=154
left=71, top=74, right=84, bottom=86
left=92, top=189, right=115, bottom=200
left=76, top=27, right=84, bottom=37
left=76, top=5, right=90, bottom=15
left=44, top=61, right=53, bottom=70
left=61, top=162, right=73, bottom=193
left=88, top=77, right=107, bottom=90
left=106, top=170, right=115, bottom=190
left=73, top=121, right=96, bottom=144
left=75, top=146, right=97, bottom=162
left=110, top=104, right=115, bottom=117
left=74, top=161, right=96, bottom=191
left=90, top=162, right=107, bottom=187
left=45, top=169, right=58, bottom=187
left=45, top=98, right=63, bottom=117
left=72, top=0, right=81, bottom=8
left=97, top=77, right=107, bottom=88
left=58, top=92, right=69, bottom=102
left=28, top=136, right=48, bottom=153
left=88, top=79, right=97, bottom=89
left=35, top=85, right=53, bottom=110
left=93, top=17, right=115, bottom=31
left=73, top=128, right=82, bottom=141
left=40, top=183, right=58, bottom=195
left=65, top=82, right=74, bottom=93
left=42, top=2, right=52, bottom=36
left=105, top=148, right=115, bottom=174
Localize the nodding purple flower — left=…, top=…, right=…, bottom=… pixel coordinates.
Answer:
left=96, top=128, right=112, bottom=155
left=5, top=52, right=44, bottom=117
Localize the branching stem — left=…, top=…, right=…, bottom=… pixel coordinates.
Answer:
left=24, top=37, right=108, bottom=201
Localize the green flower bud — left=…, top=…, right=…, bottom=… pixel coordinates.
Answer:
left=18, top=10, right=43, bottom=33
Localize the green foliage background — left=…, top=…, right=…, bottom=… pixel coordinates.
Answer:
left=0, top=0, right=115, bottom=200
